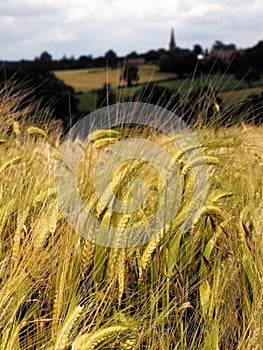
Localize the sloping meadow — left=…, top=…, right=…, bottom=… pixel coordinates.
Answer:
left=0, top=82, right=263, bottom=349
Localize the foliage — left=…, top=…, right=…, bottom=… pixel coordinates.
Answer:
left=0, top=62, right=80, bottom=128
left=235, top=66, right=261, bottom=88
left=226, top=92, right=263, bottom=124
left=144, top=49, right=166, bottom=63
left=159, top=48, right=198, bottom=78
left=200, top=56, right=228, bottom=74
left=182, top=85, right=223, bottom=124
left=104, top=50, right=119, bottom=68
left=228, top=52, right=248, bottom=73
left=193, top=44, right=204, bottom=56
left=121, top=65, right=140, bottom=87
left=245, top=40, right=263, bottom=71
left=123, top=83, right=177, bottom=110
left=95, top=83, right=117, bottom=108
left=212, top=40, right=236, bottom=50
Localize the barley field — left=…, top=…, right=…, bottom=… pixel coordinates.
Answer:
left=54, top=65, right=177, bottom=92
left=54, top=65, right=263, bottom=94
left=1, top=81, right=263, bottom=349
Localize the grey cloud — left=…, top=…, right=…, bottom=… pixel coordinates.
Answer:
left=0, top=0, right=60, bottom=18
left=0, top=0, right=263, bottom=60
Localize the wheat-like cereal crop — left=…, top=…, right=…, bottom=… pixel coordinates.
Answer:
left=1, top=80, right=263, bottom=349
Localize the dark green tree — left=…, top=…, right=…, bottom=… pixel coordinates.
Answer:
left=1, top=61, right=80, bottom=128
left=245, top=41, right=263, bottom=71
left=121, top=66, right=139, bottom=87
left=36, top=51, right=53, bottom=70
left=104, top=50, right=118, bottom=68
left=39, top=51, right=52, bottom=63
left=96, top=84, right=116, bottom=108
left=128, top=83, right=179, bottom=111
left=193, top=44, right=203, bottom=56
left=228, top=52, right=248, bottom=73
left=159, top=49, right=198, bottom=78
left=144, top=50, right=161, bottom=63
left=235, top=66, right=261, bottom=88
left=78, top=55, right=93, bottom=69
left=212, top=40, right=236, bottom=50
left=201, top=56, right=227, bottom=74
left=127, top=51, right=139, bottom=59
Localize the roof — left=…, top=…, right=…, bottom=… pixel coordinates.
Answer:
left=210, top=48, right=245, bottom=60
left=125, top=58, right=145, bottom=66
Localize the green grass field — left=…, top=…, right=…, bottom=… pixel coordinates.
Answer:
left=159, top=73, right=263, bottom=93
left=219, top=87, right=263, bottom=107
left=54, top=66, right=263, bottom=113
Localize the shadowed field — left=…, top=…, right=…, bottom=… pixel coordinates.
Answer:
left=54, top=66, right=263, bottom=114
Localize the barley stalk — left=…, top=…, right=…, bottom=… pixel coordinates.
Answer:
left=117, top=248, right=126, bottom=304
left=12, top=211, right=28, bottom=264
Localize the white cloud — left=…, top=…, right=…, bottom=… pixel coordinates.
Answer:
left=0, top=0, right=262, bottom=60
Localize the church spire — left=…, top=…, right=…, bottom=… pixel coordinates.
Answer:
left=169, top=28, right=176, bottom=50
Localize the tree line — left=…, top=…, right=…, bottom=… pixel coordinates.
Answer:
left=159, top=40, right=263, bottom=88
left=0, top=40, right=263, bottom=128
left=2, top=39, right=263, bottom=83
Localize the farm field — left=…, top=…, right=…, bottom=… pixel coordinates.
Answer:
left=54, top=65, right=263, bottom=113
left=1, top=81, right=263, bottom=349
left=54, top=65, right=177, bottom=92
left=219, top=86, right=263, bottom=107
left=159, top=73, right=263, bottom=93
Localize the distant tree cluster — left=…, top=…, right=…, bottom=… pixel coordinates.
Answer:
left=212, top=40, right=236, bottom=50
left=121, top=66, right=140, bottom=87
left=231, top=41, right=263, bottom=87
left=1, top=39, right=263, bottom=128
left=2, top=39, right=263, bottom=81
left=158, top=40, right=263, bottom=88
left=0, top=59, right=80, bottom=128
left=159, top=48, right=199, bottom=78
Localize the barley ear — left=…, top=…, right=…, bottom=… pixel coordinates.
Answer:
left=140, top=231, right=163, bottom=278
left=54, top=305, right=83, bottom=350
left=182, top=156, right=219, bottom=175
left=72, top=326, right=130, bottom=350
left=211, top=192, right=233, bottom=202
left=81, top=239, right=95, bottom=278
left=0, top=156, right=21, bottom=175
left=27, top=125, right=48, bottom=138
left=12, top=121, right=20, bottom=136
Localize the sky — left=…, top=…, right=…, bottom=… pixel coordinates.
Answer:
left=1, top=0, right=263, bottom=61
